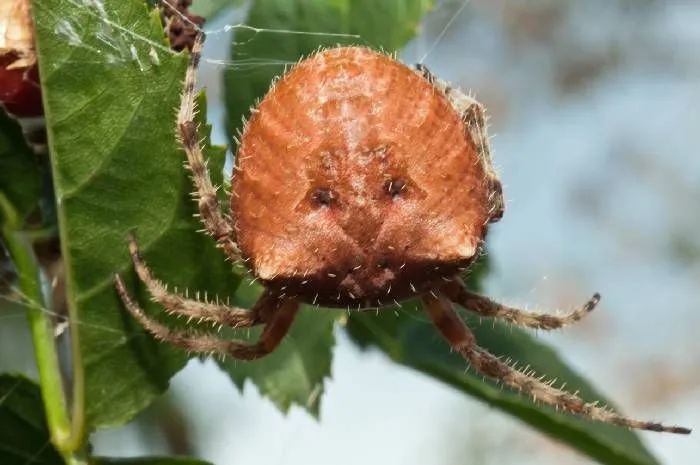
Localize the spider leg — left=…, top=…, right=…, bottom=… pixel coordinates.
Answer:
left=114, top=275, right=298, bottom=360
left=177, top=30, right=240, bottom=262
left=415, top=63, right=503, bottom=223
left=442, top=278, right=599, bottom=331
left=120, top=233, right=264, bottom=328
left=420, top=291, right=691, bottom=434
left=459, top=102, right=503, bottom=223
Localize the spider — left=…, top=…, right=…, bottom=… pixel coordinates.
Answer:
left=114, top=31, right=691, bottom=435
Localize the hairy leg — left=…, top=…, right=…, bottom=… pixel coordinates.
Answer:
left=177, top=30, right=240, bottom=261
left=415, top=63, right=503, bottom=223
left=121, top=233, right=264, bottom=328
left=442, top=278, right=599, bottom=331
left=421, top=291, right=691, bottom=434
left=114, top=275, right=298, bottom=361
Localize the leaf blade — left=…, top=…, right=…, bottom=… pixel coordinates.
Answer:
left=0, top=374, right=63, bottom=465
left=0, top=109, right=40, bottom=226
left=189, top=0, right=247, bottom=20
left=346, top=260, right=661, bottom=465
left=32, top=0, right=234, bottom=428
left=220, top=280, right=339, bottom=415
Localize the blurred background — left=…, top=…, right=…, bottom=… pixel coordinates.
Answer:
left=2, top=0, right=699, bottom=463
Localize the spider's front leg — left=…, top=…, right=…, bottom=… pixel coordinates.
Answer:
left=119, top=232, right=269, bottom=327
left=420, top=290, right=691, bottom=434
left=416, top=62, right=503, bottom=223
left=114, top=275, right=299, bottom=361
left=177, top=31, right=240, bottom=262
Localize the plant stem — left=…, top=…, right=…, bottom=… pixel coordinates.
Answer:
left=0, top=195, right=86, bottom=462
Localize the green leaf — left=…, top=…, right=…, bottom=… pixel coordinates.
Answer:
left=0, top=374, right=63, bottom=465
left=219, top=279, right=339, bottom=415
left=190, top=0, right=247, bottom=20
left=145, top=0, right=246, bottom=20
left=0, top=109, right=40, bottom=226
left=0, top=374, right=211, bottom=465
left=31, top=0, right=234, bottom=429
left=345, top=262, right=661, bottom=465
left=94, top=457, right=213, bottom=465
left=224, top=0, right=436, bottom=144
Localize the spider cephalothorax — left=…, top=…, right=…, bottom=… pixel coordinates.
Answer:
left=114, top=32, right=690, bottom=435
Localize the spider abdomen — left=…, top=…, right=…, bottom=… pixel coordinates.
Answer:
left=232, top=46, right=494, bottom=308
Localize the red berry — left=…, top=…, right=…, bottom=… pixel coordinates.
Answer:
left=0, top=0, right=42, bottom=117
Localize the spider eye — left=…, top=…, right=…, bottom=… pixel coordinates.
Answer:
left=312, top=188, right=336, bottom=207
left=377, top=258, right=389, bottom=269
left=385, top=178, right=406, bottom=198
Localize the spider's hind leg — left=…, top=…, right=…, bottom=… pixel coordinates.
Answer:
left=177, top=30, right=240, bottom=261
left=420, top=290, right=691, bottom=434
left=114, top=275, right=298, bottom=361
left=442, top=278, right=599, bottom=330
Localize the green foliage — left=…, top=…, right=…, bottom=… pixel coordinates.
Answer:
left=32, top=0, right=199, bottom=429
left=0, top=110, right=40, bottom=226
left=347, top=305, right=660, bottom=465
left=189, top=0, right=248, bottom=20
left=346, top=260, right=660, bottom=465
left=0, top=374, right=63, bottom=465
left=218, top=279, right=339, bottom=415
left=0, top=374, right=212, bottom=465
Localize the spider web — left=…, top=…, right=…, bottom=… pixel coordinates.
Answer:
left=0, top=0, right=474, bottom=464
